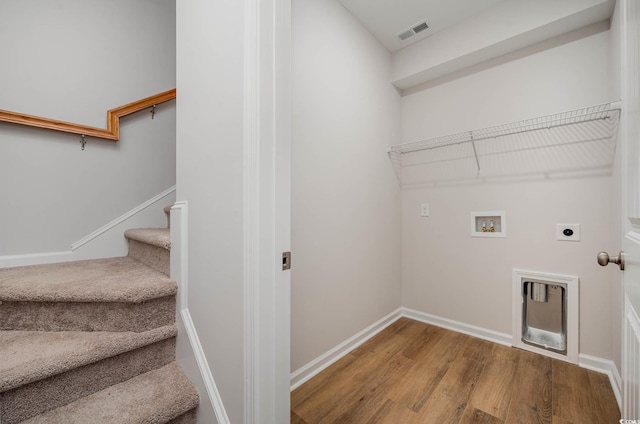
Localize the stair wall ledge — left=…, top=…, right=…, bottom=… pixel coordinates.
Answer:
left=0, top=187, right=175, bottom=269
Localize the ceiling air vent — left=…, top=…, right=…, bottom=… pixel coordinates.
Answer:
left=396, top=19, right=429, bottom=42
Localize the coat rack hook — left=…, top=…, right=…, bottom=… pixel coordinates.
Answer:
left=80, top=134, right=87, bottom=151
left=150, top=105, right=157, bottom=119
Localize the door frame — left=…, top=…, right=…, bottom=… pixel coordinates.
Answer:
left=620, top=0, right=640, bottom=418
left=243, top=0, right=292, bottom=422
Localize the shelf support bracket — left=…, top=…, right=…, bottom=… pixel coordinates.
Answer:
left=470, top=131, right=480, bottom=175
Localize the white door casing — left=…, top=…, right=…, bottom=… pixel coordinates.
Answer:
left=620, top=0, right=640, bottom=418
left=243, top=0, right=292, bottom=423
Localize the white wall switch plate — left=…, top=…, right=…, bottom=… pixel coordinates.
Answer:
left=556, top=223, right=580, bottom=241
left=420, top=203, right=430, bottom=217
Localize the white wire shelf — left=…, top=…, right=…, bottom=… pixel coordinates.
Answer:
left=387, top=102, right=621, bottom=186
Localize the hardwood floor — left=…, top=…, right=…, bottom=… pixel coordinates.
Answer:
left=291, top=318, right=620, bottom=424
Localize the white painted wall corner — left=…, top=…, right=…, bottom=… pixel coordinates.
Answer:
left=405, top=306, right=620, bottom=410
left=289, top=306, right=510, bottom=392
left=401, top=307, right=513, bottom=346
left=579, top=353, right=622, bottom=411
left=170, top=201, right=230, bottom=424
left=290, top=308, right=403, bottom=391
left=291, top=305, right=621, bottom=414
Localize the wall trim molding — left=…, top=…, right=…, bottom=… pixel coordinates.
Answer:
left=290, top=308, right=403, bottom=391
left=71, top=185, right=176, bottom=251
left=170, top=201, right=230, bottom=424
left=242, top=0, right=260, bottom=420
left=0, top=250, right=74, bottom=268
left=290, top=306, right=621, bottom=412
left=180, top=309, right=230, bottom=424
left=170, top=202, right=189, bottom=311
left=0, top=186, right=175, bottom=269
left=579, top=353, right=622, bottom=410
left=243, top=0, right=292, bottom=421
left=408, top=306, right=622, bottom=410
left=401, top=307, right=513, bottom=346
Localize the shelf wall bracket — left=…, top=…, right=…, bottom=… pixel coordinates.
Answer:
left=470, top=131, right=480, bottom=175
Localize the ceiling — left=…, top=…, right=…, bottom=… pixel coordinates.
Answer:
left=336, top=0, right=509, bottom=52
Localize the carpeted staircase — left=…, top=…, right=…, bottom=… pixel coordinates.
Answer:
left=0, top=205, right=199, bottom=423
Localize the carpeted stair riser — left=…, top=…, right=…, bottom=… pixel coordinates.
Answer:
left=0, top=327, right=178, bottom=394
left=0, top=338, right=176, bottom=424
left=0, top=296, right=175, bottom=332
left=167, top=408, right=197, bottom=424
left=19, top=362, right=199, bottom=424
left=0, top=204, right=200, bottom=422
left=128, top=239, right=170, bottom=276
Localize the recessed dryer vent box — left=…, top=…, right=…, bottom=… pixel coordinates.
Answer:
left=512, top=269, right=579, bottom=364
left=471, top=211, right=506, bottom=238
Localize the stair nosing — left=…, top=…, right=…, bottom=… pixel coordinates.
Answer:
left=0, top=324, right=178, bottom=392
left=124, top=228, right=171, bottom=250
left=19, top=362, right=199, bottom=424
left=0, top=257, right=176, bottom=303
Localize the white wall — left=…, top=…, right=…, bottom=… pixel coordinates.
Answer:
left=400, top=28, right=617, bottom=360
left=0, top=0, right=176, bottom=256
left=291, top=0, right=402, bottom=372
left=176, top=0, right=244, bottom=422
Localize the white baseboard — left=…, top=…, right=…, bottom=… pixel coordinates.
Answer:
left=71, top=185, right=176, bottom=250
left=290, top=306, right=621, bottom=414
left=0, top=187, right=175, bottom=268
left=179, top=308, right=230, bottom=424
left=290, top=308, right=403, bottom=391
left=403, top=307, right=621, bottom=408
left=170, top=201, right=230, bottom=424
left=579, top=353, right=622, bottom=411
left=0, top=250, right=75, bottom=268
left=401, top=307, right=513, bottom=346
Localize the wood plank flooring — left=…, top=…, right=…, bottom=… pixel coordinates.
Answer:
left=291, top=318, right=620, bottom=424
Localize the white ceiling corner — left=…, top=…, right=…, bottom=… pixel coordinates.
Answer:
left=335, top=0, right=616, bottom=91
left=336, top=0, right=509, bottom=53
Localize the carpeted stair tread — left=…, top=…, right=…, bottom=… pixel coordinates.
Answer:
left=0, top=325, right=177, bottom=392
left=0, top=207, right=199, bottom=422
left=125, top=228, right=171, bottom=250
left=20, top=362, right=199, bottom=424
left=0, top=257, right=175, bottom=303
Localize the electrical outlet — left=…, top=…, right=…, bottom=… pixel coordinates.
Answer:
left=420, top=203, right=430, bottom=217
left=556, top=224, right=580, bottom=241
